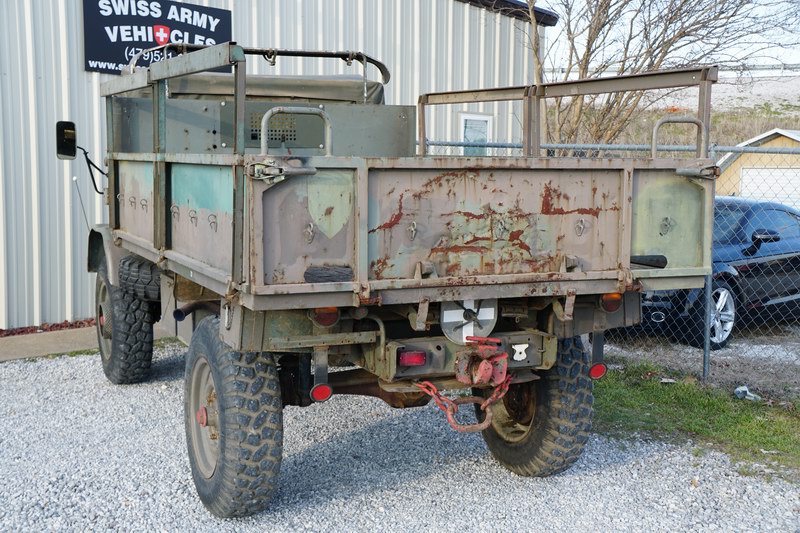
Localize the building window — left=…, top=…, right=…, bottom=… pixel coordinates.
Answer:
left=459, top=113, right=493, bottom=156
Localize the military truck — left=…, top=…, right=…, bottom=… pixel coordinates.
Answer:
left=56, top=43, right=716, bottom=517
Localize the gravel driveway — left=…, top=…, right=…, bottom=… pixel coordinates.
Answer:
left=1, top=345, right=798, bottom=532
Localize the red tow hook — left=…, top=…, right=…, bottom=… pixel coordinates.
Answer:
left=455, top=336, right=508, bottom=387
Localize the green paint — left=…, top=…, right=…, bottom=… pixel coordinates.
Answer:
left=171, top=164, right=233, bottom=213
left=119, top=161, right=154, bottom=196
left=632, top=174, right=704, bottom=268
left=307, top=170, right=354, bottom=239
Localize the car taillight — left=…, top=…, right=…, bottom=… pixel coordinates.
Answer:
left=600, top=293, right=623, bottom=313
left=310, top=307, right=340, bottom=327
left=398, top=350, right=427, bottom=367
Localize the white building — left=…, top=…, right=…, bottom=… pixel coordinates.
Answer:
left=0, top=0, right=555, bottom=329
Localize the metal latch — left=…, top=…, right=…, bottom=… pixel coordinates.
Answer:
left=246, top=160, right=317, bottom=186
left=676, top=165, right=719, bottom=179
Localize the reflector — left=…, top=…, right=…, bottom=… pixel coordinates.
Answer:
left=311, top=307, right=340, bottom=327
left=398, top=350, right=427, bottom=367
left=600, top=293, right=624, bottom=313
left=310, top=384, right=333, bottom=402
left=589, top=363, right=607, bottom=380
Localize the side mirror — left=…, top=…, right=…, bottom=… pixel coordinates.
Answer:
left=56, top=121, right=77, bottom=160
left=744, top=228, right=780, bottom=256
left=752, top=229, right=780, bottom=244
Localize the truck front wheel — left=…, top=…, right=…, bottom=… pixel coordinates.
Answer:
left=185, top=316, right=283, bottom=518
left=474, top=336, right=593, bottom=476
left=95, top=259, right=155, bottom=384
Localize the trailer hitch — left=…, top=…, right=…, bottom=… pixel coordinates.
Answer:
left=454, top=336, right=508, bottom=387
left=414, top=376, right=512, bottom=433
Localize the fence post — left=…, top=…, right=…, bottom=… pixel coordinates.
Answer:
left=702, top=146, right=717, bottom=382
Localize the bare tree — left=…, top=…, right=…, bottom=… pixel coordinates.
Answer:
left=518, top=0, right=800, bottom=144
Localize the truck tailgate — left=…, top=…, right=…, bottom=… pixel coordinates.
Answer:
left=367, top=166, right=621, bottom=279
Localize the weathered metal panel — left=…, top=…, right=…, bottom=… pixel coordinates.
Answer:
left=262, top=170, right=357, bottom=285
left=117, top=161, right=155, bottom=242
left=170, top=164, right=234, bottom=272
left=631, top=170, right=712, bottom=270
left=366, top=168, right=622, bottom=280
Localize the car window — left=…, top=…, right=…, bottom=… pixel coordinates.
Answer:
left=774, top=211, right=800, bottom=239
left=713, top=204, right=747, bottom=243
left=743, top=209, right=800, bottom=240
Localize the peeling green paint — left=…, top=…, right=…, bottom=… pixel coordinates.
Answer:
left=307, top=170, right=354, bottom=239
left=171, top=164, right=233, bottom=213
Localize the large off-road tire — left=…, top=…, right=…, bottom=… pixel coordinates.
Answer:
left=118, top=255, right=161, bottom=301
left=475, top=336, right=593, bottom=477
left=95, top=259, right=155, bottom=384
left=185, top=316, right=283, bottom=518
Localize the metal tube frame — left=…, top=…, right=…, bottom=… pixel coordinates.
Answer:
left=260, top=107, right=333, bottom=155
left=416, top=66, right=718, bottom=157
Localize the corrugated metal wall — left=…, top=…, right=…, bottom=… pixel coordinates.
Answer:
left=0, top=0, right=536, bottom=329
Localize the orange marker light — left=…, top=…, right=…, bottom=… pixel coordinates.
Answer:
left=600, top=293, right=624, bottom=313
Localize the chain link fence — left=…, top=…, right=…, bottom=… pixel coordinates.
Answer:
left=427, top=140, right=800, bottom=386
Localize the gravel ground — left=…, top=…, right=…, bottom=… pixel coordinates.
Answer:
left=1, top=345, right=798, bottom=532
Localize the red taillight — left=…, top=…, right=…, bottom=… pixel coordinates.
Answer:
left=600, top=293, right=624, bottom=313
left=310, top=307, right=340, bottom=327
left=398, top=350, right=427, bottom=367
left=589, top=363, right=607, bottom=380
left=310, top=383, right=333, bottom=402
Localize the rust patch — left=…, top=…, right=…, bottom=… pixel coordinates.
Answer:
left=369, top=192, right=405, bottom=233
left=413, top=170, right=478, bottom=200
left=464, top=235, right=493, bottom=245
left=324, top=206, right=334, bottom=216
left=359, top=294, right=382, bottom=305
left=370, top=257, right=390, bottom=279
left=541, top=183, right=602, bottom=217
left=442, top=210, right=489, bottom=220
left=430, top=245, right=489, bottom=255
left=507, top=229, right=531, bottom=255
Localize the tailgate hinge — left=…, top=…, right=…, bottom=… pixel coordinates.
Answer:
left=552, top=290, right=577, bottom=322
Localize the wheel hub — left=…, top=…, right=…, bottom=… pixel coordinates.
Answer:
left=486, top=381, right=538, bottom=443
left=98, top=304, right=112, bottom=339
left=189, top=357, right=220, bottom=479
left=196, top=406, right=208, bottom=427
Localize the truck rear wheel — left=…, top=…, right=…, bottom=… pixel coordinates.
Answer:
left=118, top=255, right=161, bottom=301
left=185, top=316, right=283, bottom=518
left=474, top=336, right=593, bottom=476
left=95, top=259, right=155, bottom=384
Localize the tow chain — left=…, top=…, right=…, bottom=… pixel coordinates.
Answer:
left=414, top=375, right=513, bottom=433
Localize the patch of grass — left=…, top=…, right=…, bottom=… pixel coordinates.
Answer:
left=36, top=348, right=99, bottom=360
left=594, top=361, right=800, bottom=474
left=155, top=336, right=184, bottom=348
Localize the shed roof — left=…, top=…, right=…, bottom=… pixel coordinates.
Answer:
left=455, top=1, right=559, bottom=26
left=717, top=128, right=800, bottom=172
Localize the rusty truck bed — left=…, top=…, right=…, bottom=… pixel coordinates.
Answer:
left=98, top=43, right=715, bottom=313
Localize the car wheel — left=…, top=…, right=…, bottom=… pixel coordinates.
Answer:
left=689, top=279, right=737, bottom=350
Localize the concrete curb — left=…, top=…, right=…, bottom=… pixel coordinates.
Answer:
left=0, top=325, right=175, bottom=363
left=0, top=327, right=98, bottom=362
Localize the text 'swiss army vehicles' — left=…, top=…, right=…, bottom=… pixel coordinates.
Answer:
left=57, top=43, right=716, bottom=517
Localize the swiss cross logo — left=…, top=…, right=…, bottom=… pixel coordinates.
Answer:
left=153, top=25, right=171, bottom=45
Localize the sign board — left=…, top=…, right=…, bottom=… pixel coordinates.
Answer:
left=82, top=0, right=232, bottom=75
